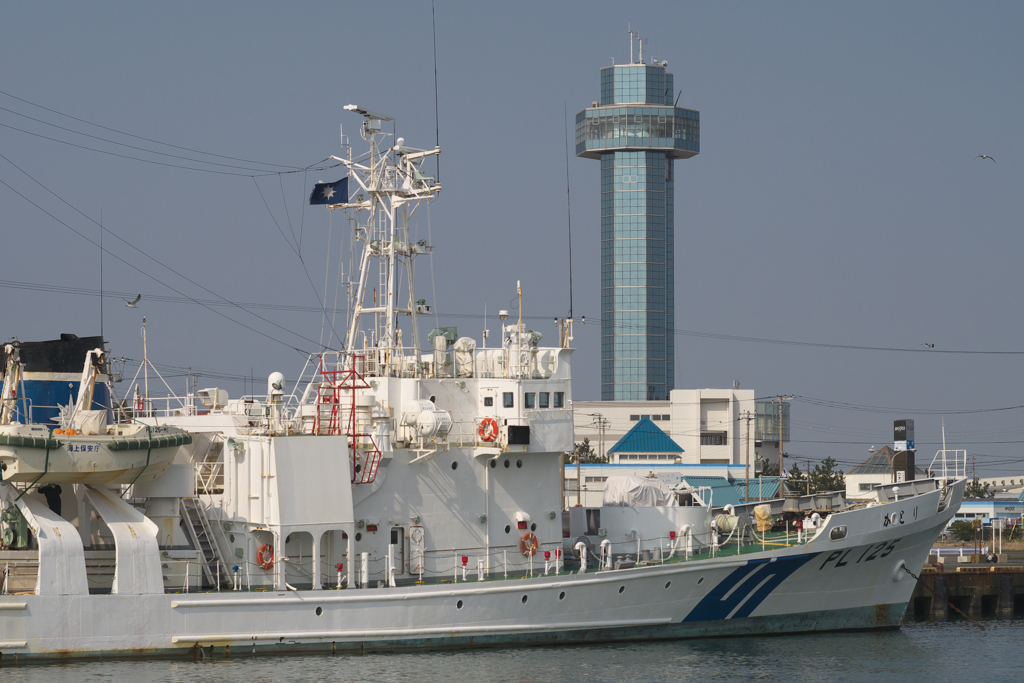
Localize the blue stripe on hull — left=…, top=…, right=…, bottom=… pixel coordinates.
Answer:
left=683, top=552, right=821, bottom=622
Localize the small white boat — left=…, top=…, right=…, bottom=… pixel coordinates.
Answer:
left=0, top=343, right=190, bottom=487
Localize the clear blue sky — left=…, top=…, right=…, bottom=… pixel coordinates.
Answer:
left=2, top=2, right=1023, bottom=477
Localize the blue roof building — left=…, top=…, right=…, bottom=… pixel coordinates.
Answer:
left=607, top=416, right=683, bottom=462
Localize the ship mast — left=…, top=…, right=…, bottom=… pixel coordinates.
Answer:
left=328, top=105, right=441, bottom=376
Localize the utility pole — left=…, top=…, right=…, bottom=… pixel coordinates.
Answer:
left=806, top=458, right=811, bottom=495
left=591, top=414, right=610, bottom=462
left=972, top=454, right=976, bottom=481
left=742, top=411, right=754, bottom=503
left=777, top=396, right=786, bottom=493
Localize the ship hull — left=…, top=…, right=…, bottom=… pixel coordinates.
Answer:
left=0, top=481, right=961, bottom=661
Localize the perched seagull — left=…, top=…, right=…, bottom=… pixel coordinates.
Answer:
left=123, top=294, right=141, bottom=308
left=976, top=155, right=996, bottom=162
left=922, top=343, right=935, bottom=348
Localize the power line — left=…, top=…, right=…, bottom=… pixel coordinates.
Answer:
left=0, top=89, right=299, bottom=169
left=0, top=162, right=323, bottom=356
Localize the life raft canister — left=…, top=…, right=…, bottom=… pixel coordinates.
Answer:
left=478, top=417, right=499, bottom=442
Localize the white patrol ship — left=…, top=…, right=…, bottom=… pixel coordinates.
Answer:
left=0, top=106, right=965, bottom=661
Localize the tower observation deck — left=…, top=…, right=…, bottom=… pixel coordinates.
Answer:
left=576, top=49, right=699, bottom=401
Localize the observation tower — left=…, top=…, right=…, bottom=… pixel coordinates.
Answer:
left=576, top=39, right=699, bottom=400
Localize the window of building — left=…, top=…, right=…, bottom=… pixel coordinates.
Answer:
left=483, top=396, right=493, bottom=407
left=859, top=483, right=874, bottom=492
left=700, top=432, right=728, bottom=446
left=630, top=414, right=639, bottom=421
left=539, top=392, right=549, bottom=408
left=553, top=392, right=565, bottom=408
left=585, top=476, right=608, bottom=483
left=503, top=392, right=514, bottom=408
left=525, top=393, right=536, bottom=409
left=662, top=414, right=671, bottom=421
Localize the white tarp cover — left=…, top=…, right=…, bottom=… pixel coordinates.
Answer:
left=72, top=409, right=106, bottom=435
left=453, top=337, right=476, bottom=377
left=602, top=475, right=678, bottom=507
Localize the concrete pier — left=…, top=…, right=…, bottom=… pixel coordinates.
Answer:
left=907, top=567, right=1024, bottom=619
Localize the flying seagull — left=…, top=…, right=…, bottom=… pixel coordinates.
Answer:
left=123, top=294, right=141, bottom=308
left=976, top=155, right=996, bottom=162
left=922, top=343, right=935, bottom=348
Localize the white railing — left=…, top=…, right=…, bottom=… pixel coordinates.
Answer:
left=929, top=449, right=968, bottom=480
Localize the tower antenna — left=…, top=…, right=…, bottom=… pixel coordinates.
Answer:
left=432, top=0, right=441, bottom=182
left=99, top=210, right=104, bottom=342
left=564, top=101, right=574, bottom=320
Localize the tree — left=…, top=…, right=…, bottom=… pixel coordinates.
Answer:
left=756, top=456, right=779, bottom=477
left=809, top=457, right=845, bottom=493
left=948, top=520, right=976, bottom=543
left=568, top=438, right=607, bottom=464
left=787, top=462, right=806, bottom=491
left=964, top=477, right=994, bottom=499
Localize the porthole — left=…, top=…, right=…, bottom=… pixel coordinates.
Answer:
left=665, top=581, right=672, bottom=589
left=618, top=586, right=625, bottom=594
left=504, top=459, right=510, bottom=468
left=516, top=460, right=522, bottom=468
left=315, top=606, right=323, bottom=617
left=355, top=532, right=362, bottom=542
left=229, top=534, right=235, bottom=543
left=451, top=461, right=458, bottom=471
left=559, top=591, right=566, bottom=600
left=354, top=464, right=362, bottom=474
left=490, top=460, right=496, bottom=468
left=522, top=595, right=528, bottom=604
left=697, top=577, right=704, bottom=585
left=505, top=525, right=511, bottom=534
left=530, top=523, right=537, bottom=532
left=457, top=600, right=464, bottom=609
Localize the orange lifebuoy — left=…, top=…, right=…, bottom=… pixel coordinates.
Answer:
left=257, top=544, right=274, bottom=570
left=519, top=532, right=539, bottom=556
left=478, top=417, right=499, bottom=442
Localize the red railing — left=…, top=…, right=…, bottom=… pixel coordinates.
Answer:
left=313, top=354, right=380, bottom=484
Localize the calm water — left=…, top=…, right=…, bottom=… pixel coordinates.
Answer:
left=2, top=618, right=1020, bottom=683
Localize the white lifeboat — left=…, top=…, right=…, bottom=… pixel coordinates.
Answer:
left=0, top=422, right=191, bottom=486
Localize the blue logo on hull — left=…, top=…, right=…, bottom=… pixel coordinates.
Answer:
left=683, top=553, right=820, bottom=622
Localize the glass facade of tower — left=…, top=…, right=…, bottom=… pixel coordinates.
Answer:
left=576, top=64, right=699, bottom=401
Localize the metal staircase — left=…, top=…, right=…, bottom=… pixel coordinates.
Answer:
left=179, top=498, right=227, bottom=588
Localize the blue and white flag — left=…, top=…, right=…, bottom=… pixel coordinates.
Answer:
left=309, top=177, right=348, bottom=205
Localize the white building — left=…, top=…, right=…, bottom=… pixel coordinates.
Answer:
left=573, top=388, right=789, bottom=468
left=845, top=447, right=929, bottom=500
